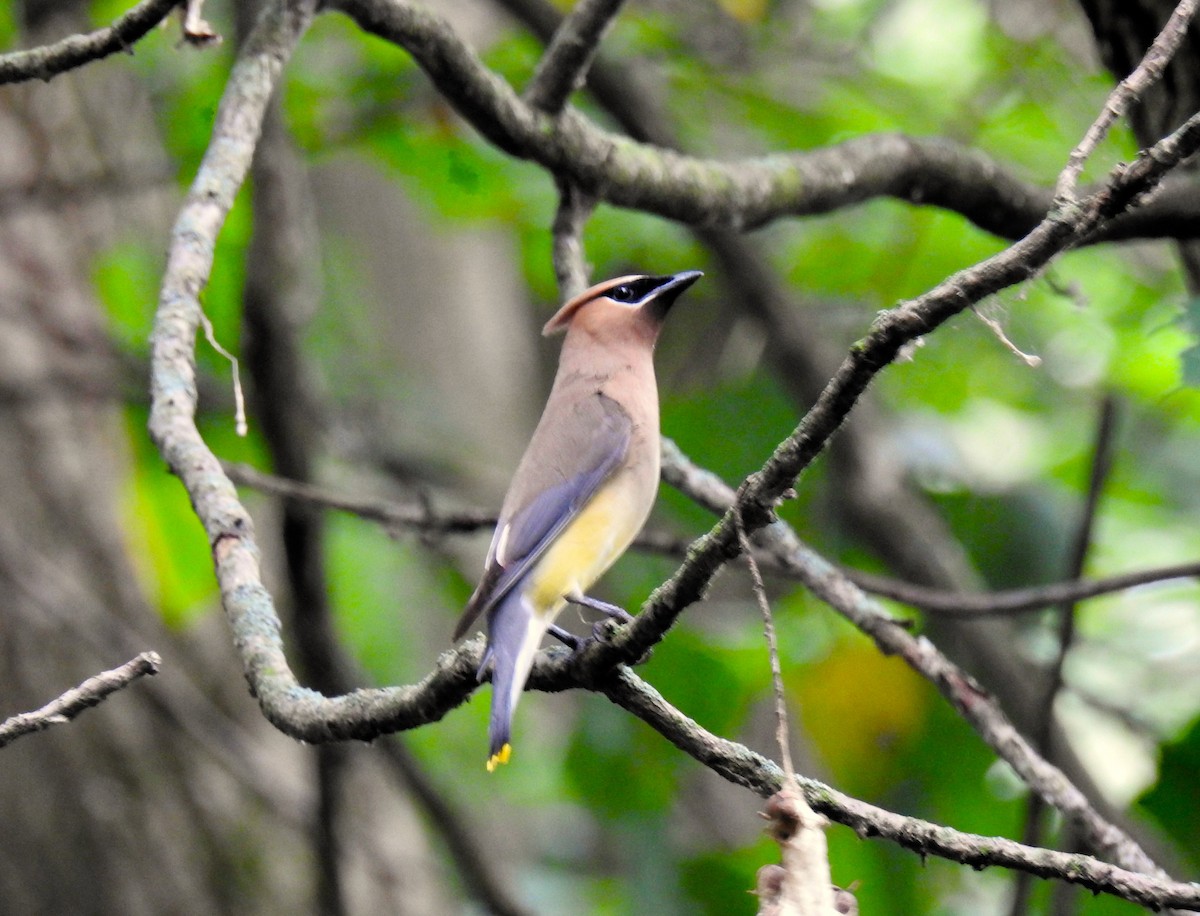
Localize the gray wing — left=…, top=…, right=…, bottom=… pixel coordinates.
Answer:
left=453, top=391, right=631, bottom=640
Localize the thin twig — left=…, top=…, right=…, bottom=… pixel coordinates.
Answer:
left=0, top=0, right=183, bottom=85
left=735, top=510, right=836, bottom=915
left=734, top=512, right=795, bottom=782
left=225, top=459, right=1200, bottom=619
left=0, top=652, right=162, bottom=748
left=1011, top=395, right=1119, bottom=915
left=973, top=307, right=1042, bottom=366
left=199, top=310, right=247, bottom=436
left=223, top=460, right=496, bottom=532
left=1055, top=0, right=1199, bottom=204
left=1042, top=397, right=1119, bottom=745
left=845, top=562, right=1200, bottom=616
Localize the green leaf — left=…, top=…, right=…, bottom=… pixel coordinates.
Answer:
left=1138, top=715, right=1200, bottom=868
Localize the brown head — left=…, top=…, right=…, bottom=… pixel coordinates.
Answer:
left=542, top=271, right=702, bottom=348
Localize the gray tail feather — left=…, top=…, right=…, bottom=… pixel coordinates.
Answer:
left=485, top=590, right=534, bottom=762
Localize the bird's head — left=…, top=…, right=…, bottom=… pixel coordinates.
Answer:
left=542, top=271, right=702, bottom=343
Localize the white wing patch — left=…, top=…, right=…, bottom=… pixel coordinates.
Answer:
left=494, top=523, right=512, bottom=567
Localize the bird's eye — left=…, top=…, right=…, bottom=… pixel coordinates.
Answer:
left=609, top=284, right=636, bottom=303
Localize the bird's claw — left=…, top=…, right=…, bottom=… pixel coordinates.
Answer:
left=591, top=616, right=623, bottom=642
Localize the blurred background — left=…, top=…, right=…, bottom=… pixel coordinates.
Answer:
left=1, top=0, right=1198, bottom=913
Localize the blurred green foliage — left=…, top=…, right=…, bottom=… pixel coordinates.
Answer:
left=78, top=0, right=1200, bottom=912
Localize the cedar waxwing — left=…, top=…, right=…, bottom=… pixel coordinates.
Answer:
left=454, top=270, right=702, bottom=770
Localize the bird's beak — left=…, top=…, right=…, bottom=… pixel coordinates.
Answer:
left=642, top=270, right=703, bottom=322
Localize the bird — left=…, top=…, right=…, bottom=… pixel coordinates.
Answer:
left=454, top=270, right=702, bottom=771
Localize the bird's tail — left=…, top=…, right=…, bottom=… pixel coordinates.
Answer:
left=484, top=590, right=545, bottom=771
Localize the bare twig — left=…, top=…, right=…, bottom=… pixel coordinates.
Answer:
left=0, top=0, right=183, bottom=84
left=226, top=459, right=1200, bottom=620
left=846, top=561, right=1200, bottom=616
left=0, top=652, right=162, bottom=748
left=1055, top=0, right=1199, bottom=203
left=550, top=180, right=596, bottom=299
left=223, top=460, right=496, bottom=533
left=1042, top=397, right=1119, bottom=746
left=522, top=0, right=625, bottom=115
left=735, top=511, right=835, bottom=915
left=198, top=310, right=247, bottom=436
left=735, top=515, right=796, bottom=782
left=1011, top=395, right=1119, bottom=916
left=973, top=307, right=1042, bottom=366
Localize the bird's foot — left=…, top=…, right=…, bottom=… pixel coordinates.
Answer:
left=553, top=595, right=645, bottom=661
left=565, top=593, right=636, bottom=643
left=547, top=624, right=580, bottom=649
left=547, top=621, right=614, bottom=653
left=565, top=593, right=634, bottom=625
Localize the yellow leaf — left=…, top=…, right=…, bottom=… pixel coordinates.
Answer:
left=717, top=0, right=769, bottom=23
left=790, top=641, right=930, bottom=794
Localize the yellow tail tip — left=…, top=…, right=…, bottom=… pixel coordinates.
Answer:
left=486, top=743, right=512, bottom=772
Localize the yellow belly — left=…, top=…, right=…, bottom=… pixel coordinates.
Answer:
left=524, top=477, right=649, bottom=616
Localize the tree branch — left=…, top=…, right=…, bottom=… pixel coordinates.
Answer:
left=591, top=92, right=1200, bottom=685
left=0, top=0, right=190, bottom=85
left=1057, top=0, right=1200, bottom=203
left=550, top=180, right=596, bottom=299
left=654, top=441, right=1174, bottom=883
left=522, top=0, right=624, bottom=115
left=225, top=459, right=1200, bottom=620
left=145, top=0, right=1200, bottom=902
left=847, top=561, right=1200, bottom=616
left=333, top=0, right=1200, bottom=243
left=1011, top=394, right=1120, bottom=915
left=602, top=667, right=1200, bottom=911
left=0, top=652, right=162, bottom=748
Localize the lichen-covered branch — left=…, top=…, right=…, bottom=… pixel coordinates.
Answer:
left=602, top=668, right=1200, bottom=911
left=0, top=652, right=161, bottom=748
left=333, top=0, right=1200, bottom=242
